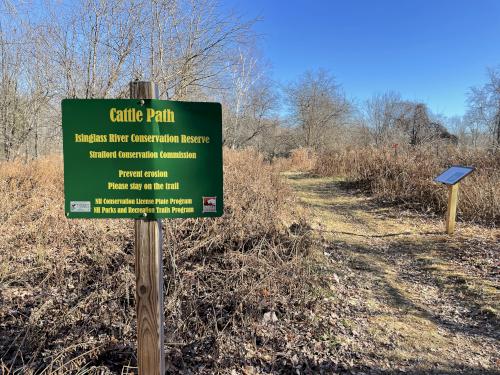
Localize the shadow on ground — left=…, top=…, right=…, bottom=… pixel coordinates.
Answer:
left=321, top=205, right=499, bottom=343
left=287, top=172, right=500, bottom=374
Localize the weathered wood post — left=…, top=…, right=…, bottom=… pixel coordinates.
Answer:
left=130, top=81, right=165, bottom=375
left=445, top=182, right=459, bottom=235
left=62, top=84, right=222, bottom=373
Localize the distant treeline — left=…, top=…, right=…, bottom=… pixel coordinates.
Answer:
left=0, top=0, right=498, bottom=161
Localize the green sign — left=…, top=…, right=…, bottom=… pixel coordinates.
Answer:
left=62, top=99, right=223, bottom=219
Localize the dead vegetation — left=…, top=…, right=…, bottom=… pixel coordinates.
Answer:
left=287, top=172, right=499, bottom=374
left=275, top=148, right=317, bottom=173
left=1, top=147, right=498, bottom=375
left=0, top=149, right=323, bottom=374
left=1, top=149, right=498, bottom=374
left=310, top=145, right=499, bottom=226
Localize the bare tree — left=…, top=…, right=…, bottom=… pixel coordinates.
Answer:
left=363, top=93, right=457, bottom=147
left=286, top=69, right=350, bottom=150
left=222, top=50, right=278, bottom=149
left=364, top=92, right=405, bottom=146
left=0, top=9, right=38, bottom=160
left=466, top=66, right=500, bottom=148
left=0, top=0, right=258, bottom=160
left=146, top=0, right=255, bottom=100
left=43, top=0, right=140, bottom=99
left=223, top=51, right=258, bottom=148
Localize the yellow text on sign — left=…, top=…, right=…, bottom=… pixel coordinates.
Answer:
left=109, top=108, right=175, bottom=123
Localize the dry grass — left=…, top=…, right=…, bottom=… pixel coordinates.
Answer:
left=274, top=148, right=317, bottom=172
left=0, top=149, right=314, bottom=374
left=311, top=145, right=499, bottom=226
left=286, top=172, right=499, bottom=374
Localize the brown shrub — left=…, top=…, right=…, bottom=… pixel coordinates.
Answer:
left=311, top=145, right=499, bottom=226
left=0, top=149, right=312, bottom=374
left=274, top=148, right=317, bottom=172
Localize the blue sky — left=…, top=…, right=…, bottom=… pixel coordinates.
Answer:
left=227, top=0, right=500, bottom=117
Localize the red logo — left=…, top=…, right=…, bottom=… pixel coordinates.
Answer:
left=203, top=197, right=217, bottom=213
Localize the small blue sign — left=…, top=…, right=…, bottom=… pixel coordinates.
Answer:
left=434, top=166, right=475, bottom=185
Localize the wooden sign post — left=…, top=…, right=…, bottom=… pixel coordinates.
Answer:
left=445, top=182, right=459, bottom=235
left=130, top=81, right=165, bottom=375
left=61, top=81, right=223, bottom=374
left=434, top=165, right=475, bottom=236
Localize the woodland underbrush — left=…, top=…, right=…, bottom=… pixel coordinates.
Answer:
left=0, top=149, right=316, bottom=374
left=309, top=145, right=499, bottom=226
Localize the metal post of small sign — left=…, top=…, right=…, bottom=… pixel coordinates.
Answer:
left=130, top=81, right=165, bottom=375
left=434, top=165, right=475, bottom=236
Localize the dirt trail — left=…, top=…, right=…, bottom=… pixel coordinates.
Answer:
left=286, top=172, right=499, bottom=374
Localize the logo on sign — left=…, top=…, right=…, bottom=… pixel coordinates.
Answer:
left=202, top=197, right=217, bottom=213
left=70, top=201, right=91, bottom=212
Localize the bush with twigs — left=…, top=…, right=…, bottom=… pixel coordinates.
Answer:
left=311, top=145, right=499, bottom=226
left=0, top=149, right=314, bottom=374
left=273, top=148, right=318, bottom=173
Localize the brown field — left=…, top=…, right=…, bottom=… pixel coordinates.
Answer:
left=0, top=150, right=315, bottom=374
left=310, top=145, right=499, bottom=226
left=0, top=147, right=498, bottom=374
left=286, top=171, right=498, bottom=374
